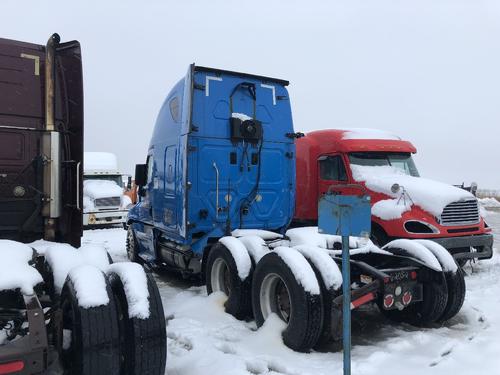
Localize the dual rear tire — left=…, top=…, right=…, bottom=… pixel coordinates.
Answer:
left=206, top=244, right=324, bottom=352
left=59, top=266, right=166, bottom=375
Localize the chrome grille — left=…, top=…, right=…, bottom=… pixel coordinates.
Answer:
left=440, top=199, right=480, bottom=226
left=95, top=197, right=121, bottom=207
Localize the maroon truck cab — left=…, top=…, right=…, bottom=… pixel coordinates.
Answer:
left=294, top=129, right=493, bottom=262
left=0, top=34, right=83, bottom=247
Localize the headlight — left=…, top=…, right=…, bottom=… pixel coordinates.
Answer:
left=404, top=220, right=439, bottom=234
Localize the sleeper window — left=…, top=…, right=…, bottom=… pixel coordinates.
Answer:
left=319, top=155, right=347, bottom=181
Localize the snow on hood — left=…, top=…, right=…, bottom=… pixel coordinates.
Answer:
left=350, top=165, right=475, bottom=218
left=84, top=180, right=123, bottom=200
left=342, top=128, right=401, bottom=141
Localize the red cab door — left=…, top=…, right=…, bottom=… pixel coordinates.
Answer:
left=317, top=154, right=349, bottom=197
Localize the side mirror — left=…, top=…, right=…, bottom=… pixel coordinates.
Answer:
left=391, top=183, right=401, bottom=194
left=135, top=164, right=147, bottom=187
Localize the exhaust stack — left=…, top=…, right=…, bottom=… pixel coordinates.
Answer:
left=42, top=33, right=62, bottom=240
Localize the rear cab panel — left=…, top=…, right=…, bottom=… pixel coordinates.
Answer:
left=130, top=65, right=295, bottom=258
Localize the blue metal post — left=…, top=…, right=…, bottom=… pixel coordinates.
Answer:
left=342, top=234, right=351, bottom=375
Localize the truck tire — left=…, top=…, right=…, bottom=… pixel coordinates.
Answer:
left=60, top=276, right=120, bottom=375
left=438, top=268, right=466, bottom=322
left=108, top=270, right=167, bottom=375
left=380, top=272, right=448, bottom=326
left=252, top=252, right=323, bottom=352
left=302, top=260, right=340, bottom=349
left=126, top=226, right=139, bottom=263
left=206, top=242, right=253, bottom=320
left=370, top=224, right=389, bottom=248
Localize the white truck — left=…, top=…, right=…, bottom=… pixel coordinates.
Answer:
left=83, top=152, right=130, bottom=226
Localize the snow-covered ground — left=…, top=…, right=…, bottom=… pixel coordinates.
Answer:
left=82, top=213, right=500, bottom=375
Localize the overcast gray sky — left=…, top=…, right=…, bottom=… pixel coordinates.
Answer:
left=2, top=0, right=500, bottom=188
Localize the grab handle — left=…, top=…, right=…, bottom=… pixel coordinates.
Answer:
left=76, top=161, right=81, bottom=210
left=213, top=162, right=219, bottom=218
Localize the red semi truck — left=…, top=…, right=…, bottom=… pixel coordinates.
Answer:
left=294, top=129, right=493, bottom=263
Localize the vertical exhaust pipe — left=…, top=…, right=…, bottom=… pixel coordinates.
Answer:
left=42, top=33, right=61, bottom=240
left=45, top=33, right=59, bottom=131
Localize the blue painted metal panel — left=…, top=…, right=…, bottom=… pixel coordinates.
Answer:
left=317, top=189, right=371, bottom=375
left=129, top=65, right=295, bottom=256
left=318, top=193, right=371, bottom=237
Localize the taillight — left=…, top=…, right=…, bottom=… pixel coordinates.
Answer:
left=410, top=271, right=417, bottom=280
left=0, top=361, right=25, bottom=374
left=402, top=291, right=413, bottom=306
left=383, top=294, right=395, bottom=309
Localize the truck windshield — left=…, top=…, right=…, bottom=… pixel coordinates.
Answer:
left=348, top=152, right=420, bottom=177
left=84, top=175, right=123, bottom=187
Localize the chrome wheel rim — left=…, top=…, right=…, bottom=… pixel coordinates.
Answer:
left=260, top=273, right=292, bottom=323
left=211, top=258, right=231, bottom=296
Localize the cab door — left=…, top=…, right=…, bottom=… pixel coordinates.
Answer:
left=317, top=154, right=349, bottom=197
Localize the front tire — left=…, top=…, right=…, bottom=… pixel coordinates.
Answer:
left=205, top=243, right=253, bottom=320
left=252, top=252, right=323, bottom=352
left=126, top=226, right=139, bottom=263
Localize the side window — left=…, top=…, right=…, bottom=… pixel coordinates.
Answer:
left=319, top=155, right=347, bottom=181
left=169, top=96, right=180, bottom=123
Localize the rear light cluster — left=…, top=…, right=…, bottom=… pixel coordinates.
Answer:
left=383, top=290, right=413, bottom=310
left=402, top=291, right=413, bottom=305
left=383, top=294, right=394, bottom=309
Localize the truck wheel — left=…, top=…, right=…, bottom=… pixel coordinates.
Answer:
left=206, top=243, right=253, bottom=320
left=60, top=275, right=120, bottom=375
left=370, top=224, right=389, bottom=247
left=252, top=252, right=323, bottom=352
left=108, top=270, right=166, bottom=375
left=126, top=226, right=139, bottom=263
left=303, top=260, right=340, bottom=349
left=438, top=268, right=466, bottom=322
left=380, top=272, right=448, bottom=325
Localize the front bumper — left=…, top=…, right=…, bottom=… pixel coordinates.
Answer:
left=430, top=234, right=494, bottom=260
left=83, top=210, right=128, bottom=226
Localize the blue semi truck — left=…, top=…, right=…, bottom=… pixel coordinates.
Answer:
left=127, top=65, right=467, bottom=352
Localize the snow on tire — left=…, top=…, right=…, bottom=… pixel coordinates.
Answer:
left=108, top=268, right=166, bottom=375
left=252, top=251, right=323, bottom=352
left=293, top=247, right=342, bottom=349
left=60, top=273, right=120, bottom=375
left=438, top=267, right=466, bottom=322
left=206, top=242, right=253, bottom=320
